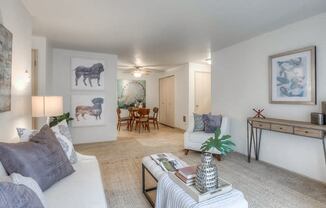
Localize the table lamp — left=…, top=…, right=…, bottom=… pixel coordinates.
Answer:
left=32, top=96, right=63, bottom=124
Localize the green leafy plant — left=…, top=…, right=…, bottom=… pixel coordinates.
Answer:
left=49, top=112, right=74, bottom=127
left=200, top=128, right=235, bottom=155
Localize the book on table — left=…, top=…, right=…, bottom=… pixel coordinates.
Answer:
left=170, top=173, right=233, bottom=202
left=177, top=166, right=197, bottom=179
left=175, top=172, right=194, bottom=185
left=150, top=153, right=184, bottom=172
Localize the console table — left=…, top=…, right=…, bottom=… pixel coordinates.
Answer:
left=247, top=117, right=326, bottom=164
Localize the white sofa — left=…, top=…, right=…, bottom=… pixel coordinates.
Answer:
left=0, top=153, right=108, bottom=208
left=184, top=116, right=230, bottom=155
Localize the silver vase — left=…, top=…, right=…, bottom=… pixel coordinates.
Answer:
left=195, top=152, right=218, bottom=193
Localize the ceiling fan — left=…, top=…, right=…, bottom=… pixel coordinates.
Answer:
left=118, top=63, right=185, bottom=78
left=118, top=64, right=174, bottom=78
left=118, top=65, right=152, bottom=78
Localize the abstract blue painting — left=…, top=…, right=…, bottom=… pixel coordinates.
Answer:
left=0, top=24, right=12, bottom=112
left=270, top=46, right=316, bottom=104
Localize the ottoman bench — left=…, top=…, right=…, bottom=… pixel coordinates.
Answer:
left=142, top=153, right=248, bottom=208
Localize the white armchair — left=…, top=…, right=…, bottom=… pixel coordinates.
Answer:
left=184, top=116, right=230, bottom=160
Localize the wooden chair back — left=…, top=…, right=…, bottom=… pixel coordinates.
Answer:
left=116, top=108, right=121, bottom=120
left=152, top=107, right=159, bottom=119
left=138, top=108, right=150, bottom=118
left=127, top=107, right=134, bottom=118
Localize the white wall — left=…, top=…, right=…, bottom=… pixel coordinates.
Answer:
left=188, top=63, right=211, bottom=120
left=212, top=13, right=326, bottom=182
left=51, top=49, right=117, bottom=144
left=32, top=36, right=54, bottom=128
left=0, top=0, right=32, bottom=141
left=160, top=64, right=189, bottom=130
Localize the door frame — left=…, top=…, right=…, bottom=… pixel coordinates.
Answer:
left=159, top=75, right=175, bottom=128
left=31, top=49, right=38, bottom=129
left=194, top=71, right=211, bottom=114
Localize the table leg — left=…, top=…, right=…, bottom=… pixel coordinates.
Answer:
left=248, top=125, right=255, bottom=163
left=323, top=138, right=326, bottom=166
left=247, top=121, right=250, bottom=162
left=256, top=129, right=262, bottom=160
left=142, top=164, right=157, bottom=208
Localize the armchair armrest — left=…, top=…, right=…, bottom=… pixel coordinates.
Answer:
left=220, top=117, right=230, bottom=136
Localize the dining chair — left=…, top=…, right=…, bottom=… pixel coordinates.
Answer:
left=116, top=108, right=131, bottom=131
left=134, top=108, right=150, bottom=133
left=149, top=107, right=159, bottom=129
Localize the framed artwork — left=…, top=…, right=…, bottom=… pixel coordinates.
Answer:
left=117, top=80, right=146, bottom=109
left=269, top=46, right=316, bottom=105
left=71, top=95, right=105, bottom=127
left=71, top=57, right=105, bottom=90
left=0, top=24, right=13, bottom=112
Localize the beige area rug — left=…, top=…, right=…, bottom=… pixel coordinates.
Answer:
left=75, top=125, right=326, bottom=208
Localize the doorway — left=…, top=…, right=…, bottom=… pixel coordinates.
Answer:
left=194, top=71, right=211, bottom=114
left=31, top=49, right=38, bottom=128
left=159, top=76, right=175, bottom=127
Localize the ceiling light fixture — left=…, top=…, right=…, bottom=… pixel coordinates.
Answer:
left=133, top=70, right=142, bottom=78
left=205, top=58, right=212, bottom=65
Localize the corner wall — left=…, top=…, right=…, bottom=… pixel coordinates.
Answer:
left=0, top=0, right=32, bottom=141
left=51, top=49, right=118, bottom=144
left=212, top=13, right=326, bottom=182
left=160, top=64, right=189, bottom=130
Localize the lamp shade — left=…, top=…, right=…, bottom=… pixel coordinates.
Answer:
left=32, top=96, right=63, bottom=117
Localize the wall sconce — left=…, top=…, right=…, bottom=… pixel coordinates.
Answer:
left=14, top=69, right=31, bottom=91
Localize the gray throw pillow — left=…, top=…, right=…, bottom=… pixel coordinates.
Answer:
left=203, top=114, right=223, bottom=133
left=193, top=113, right=205, bottom=132
left=0, top=182, right=44, bottom=208
left=0, top=125, right=75, bottom=191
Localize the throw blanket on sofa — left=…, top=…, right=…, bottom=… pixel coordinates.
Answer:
left=155, top=174, right=248, bottom=208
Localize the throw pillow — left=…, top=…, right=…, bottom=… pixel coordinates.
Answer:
left=193, top=113, right=205, bottom=132
left=203, top=114, right=223, bottom=133
left=16, top=128, right=38, bottom=142
left=0, top=182, right=44, bottom=208
left=16, top=121, right=78, bottom=164
left=51, top=120, right=73, bottom=141
left=0, top=125, right=75, bottom=191
left=51, top=120, right=78, bottom=164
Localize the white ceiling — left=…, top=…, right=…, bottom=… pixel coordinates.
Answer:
left=22, top=0, right=326, bottom=67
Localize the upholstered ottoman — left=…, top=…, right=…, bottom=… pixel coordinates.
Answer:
left=142, top=153, right=248, bottom=208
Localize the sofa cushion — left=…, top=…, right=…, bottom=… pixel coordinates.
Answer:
left=44, top=153, right=108, bottom=208
left=0, top=182, right=44, bottom=208
left=0, top=125, right=75, bottom=191
left=188, top=131, right=214, bottom=144
left=203, top=114, right=222, bottom=133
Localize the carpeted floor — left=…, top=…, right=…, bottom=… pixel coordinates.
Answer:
left=75, top=125, right=326, bottom=208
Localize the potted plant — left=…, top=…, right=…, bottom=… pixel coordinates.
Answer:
left=200, top=128, right=235, bottom=156
left=195, top=128, right=235, bottom=193
left=49, top=112, right=74, bottom=127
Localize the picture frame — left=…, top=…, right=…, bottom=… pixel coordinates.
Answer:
left=71, top=95, right=106, bottom=127
left=117, top=80, right=146, bottom=109
left=0, top=24, right=13, bottom=112
left=269, top=46, right=316, bottom=105
left=71, top=57, right=105, bottom=91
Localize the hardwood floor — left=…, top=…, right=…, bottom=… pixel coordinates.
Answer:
left=75, top=125, right=326, bottom=208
